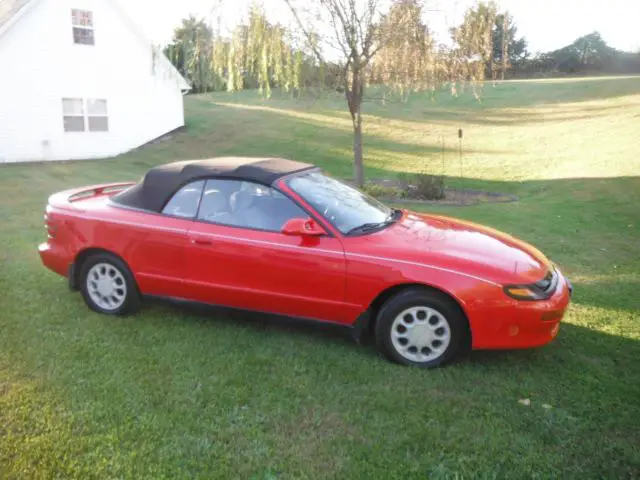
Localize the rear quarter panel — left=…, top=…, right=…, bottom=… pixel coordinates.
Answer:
left=48, top=196, right=191, bottom=298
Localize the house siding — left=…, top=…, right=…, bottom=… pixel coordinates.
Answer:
left=0, top=0, right=186, bottom=163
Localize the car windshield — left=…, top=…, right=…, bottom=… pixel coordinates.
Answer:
left=287, top=172, right=395, bottom=235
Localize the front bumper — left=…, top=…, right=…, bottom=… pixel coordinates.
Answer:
left=471, top=271, right=572, bottom=350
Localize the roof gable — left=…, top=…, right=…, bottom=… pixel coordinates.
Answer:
left=109, top=0, right=190, bottom=91
left=0, top=0, right=36, bottom=34
left=0, top=0, right=189, bottom=90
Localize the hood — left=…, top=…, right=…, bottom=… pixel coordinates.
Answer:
left=352, top=211, right=551, bottom=285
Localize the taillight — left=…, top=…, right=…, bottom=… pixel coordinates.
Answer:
left=44, top=211, right=56, bottom=238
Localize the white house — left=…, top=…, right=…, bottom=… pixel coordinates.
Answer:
left=0, top=0, right=190, bottom=163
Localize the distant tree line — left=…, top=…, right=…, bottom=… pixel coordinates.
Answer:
left=516, top=32, right=640, bottom=77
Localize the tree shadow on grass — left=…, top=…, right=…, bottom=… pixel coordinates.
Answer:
left=214, top=76, right=640, bottom=110
left=475, top=76, right=640, bottom=107
left=362, top=76, right=640, bottom=126
left=208, top=76, right=640, bottom=128
left=365, top=101, right=635, bottom=127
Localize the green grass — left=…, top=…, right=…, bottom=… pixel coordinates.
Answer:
left=1, top=76, right=639, bottom=478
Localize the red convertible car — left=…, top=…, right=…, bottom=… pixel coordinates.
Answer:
left=39, top=157, right=572, bottom=367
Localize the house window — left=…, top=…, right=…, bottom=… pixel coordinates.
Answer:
left=63, top=98, right=108, bottom=132
left=87, top=99, right=108, bottom=131
left=71, top=9, right=94, bottom=45
left=62, top=98, right=85, bottom=132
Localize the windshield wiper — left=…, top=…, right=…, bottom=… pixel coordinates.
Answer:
left=345, top=209, right=401, bottom=236
left=345, top=222, right=386, bottom=235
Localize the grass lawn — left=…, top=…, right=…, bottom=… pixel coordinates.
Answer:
left=1, top=76, right=639, bottom=478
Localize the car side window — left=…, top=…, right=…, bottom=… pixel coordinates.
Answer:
left=161, top=180, right=205, bottom=218
left=197, top=179, right=307, bottom=232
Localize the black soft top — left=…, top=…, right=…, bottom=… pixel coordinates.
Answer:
left=112, top=157, right=315, bottom=212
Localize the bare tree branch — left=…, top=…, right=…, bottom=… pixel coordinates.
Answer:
left=327, top=7, right=351, bottom=58
left=283, top=0, right=325, bottom=64
left=323, top=0, right=358, bottom=59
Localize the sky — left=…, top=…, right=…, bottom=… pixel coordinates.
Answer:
left=123, top=0, right=639, bottom=54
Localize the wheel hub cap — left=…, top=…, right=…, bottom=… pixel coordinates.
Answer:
left=97, top=277, right=114, bottom=297
left=86, top=262, right=127, bottom=311
left=390, top=306, right=452, bottom=363
left=407, top=324, right=435, bottom=346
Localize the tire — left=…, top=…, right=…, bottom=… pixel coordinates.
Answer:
left=79, top=252, right=141, bottom=316
left=374, top=288, right=468, bottom=368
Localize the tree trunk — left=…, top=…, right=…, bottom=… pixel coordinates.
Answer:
left=501, top=14, right=508, bottom=80
left=353, top=113, right=364, bottom=187
left=346, top=66, right=365, bottom=187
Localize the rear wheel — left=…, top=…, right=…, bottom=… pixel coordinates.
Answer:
left=79, top=253, right=141, bottom=315
left=374, top=288, right=467, bottom=367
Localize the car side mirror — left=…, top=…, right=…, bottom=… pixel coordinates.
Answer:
left=282, top=218, right=326, bottom=237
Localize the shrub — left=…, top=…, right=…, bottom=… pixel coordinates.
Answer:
left=398, top=172, right=446, bottom=200
left=361, top=183, right=405, bottom=198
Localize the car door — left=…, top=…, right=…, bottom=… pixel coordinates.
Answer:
left=183, top=179, right=354, bottom=323
left=126, top=180, right=205, bottom=298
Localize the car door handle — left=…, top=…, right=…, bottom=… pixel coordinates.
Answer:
left=191, top=238, right=212, bottom=246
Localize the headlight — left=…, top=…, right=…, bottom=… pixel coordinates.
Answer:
left=504, top=268, right=559, bottom=301
left=503, top=285, right=546, bottom=300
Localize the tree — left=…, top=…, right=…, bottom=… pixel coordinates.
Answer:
left=491, top=13, right=527, bottom=79
left=223, top=7, right=308, bottom=95
left=548, top=32, right=617, bottom=73
left=239, top=7, right=296, bottom=97
left=450, top=1, right=497, bottom=94
left=164, top=16, right=215, bottom=93
left=574, top=32, right=617, bottom=69
left=165, top=9, right=308, bottom=94
left=284, top=0, right=386, bottom=187
left=372, top=0, right=438, bottom=98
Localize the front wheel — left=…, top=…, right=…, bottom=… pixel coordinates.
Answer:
left=374, top=288, right=468, bottom=367
left=79, top=253, right=141, bottom=315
